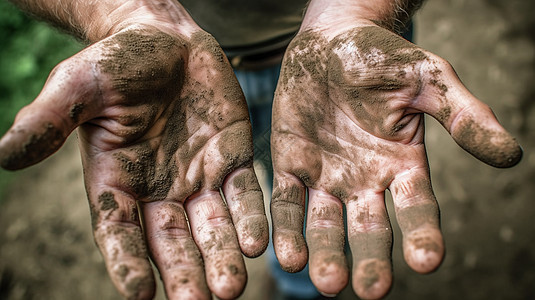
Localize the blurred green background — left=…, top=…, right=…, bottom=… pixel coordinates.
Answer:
left=0, top=0, right=82, bottom=197
left=0, top=0, right=534, bottom=299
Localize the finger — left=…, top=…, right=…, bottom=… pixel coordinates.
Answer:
left=271, top=172, right=308, bottom=273
left=416, top=54, right=522, bottom=168
left=306, top=188, right=348, bottom=296
left=88, top=188, right=155, bottom=300
left=142, top=201, right=210, bottom=300
left=389, top=167, right=444, bottom=274
left=185, top=191, right=247, bottom=300
left=346, top=191, right=393, bottom=300
left=222, top=167, right=269, bottom=258
left=0, top=53, right=101, bottom=170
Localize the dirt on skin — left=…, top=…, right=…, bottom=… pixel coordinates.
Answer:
left=229, top=170, right=267, bottom=250
left=327, top=26, right=427, bottom=139
left=0, top=122, right=65, bottom=170
left=453, top=117, right=523, bottom=168
left=1, top=0, right=535, bottom=299
left=69, top=102, right=85, bottom=124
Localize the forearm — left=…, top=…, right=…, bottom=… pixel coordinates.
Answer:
left=8, top=0, right=199, bottom=42
left=303, top=0, right=425, bottom=34
left=8, top=0, right=121, bottom=41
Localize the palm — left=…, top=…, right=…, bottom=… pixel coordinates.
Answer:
left=273, top=26, right=429, bottom=197
left=271, top=24, right=521, bottom=299
left=1, top=26, right=268, bottom=300
left=81, top=28, right=254, bottom=202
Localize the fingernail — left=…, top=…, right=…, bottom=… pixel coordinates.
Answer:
left=320, top=291, right=338, bottom=298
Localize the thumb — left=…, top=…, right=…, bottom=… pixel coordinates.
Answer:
left=415, top=54, right=522, bottom=168
left=0, top=54, right=101, bottom=170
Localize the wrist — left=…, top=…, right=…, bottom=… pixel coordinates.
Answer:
left=90, top=0, right=200, bottom=42
left=104, top=1, right=201, bottom=41
left=301, top=0, right=424, bottom=35
left=10, top=0, right=200, bottom=43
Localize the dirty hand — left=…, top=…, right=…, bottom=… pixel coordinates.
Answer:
left=270, top=8, right=522, bottom=300
left=0, top=3, right=268, bottom=300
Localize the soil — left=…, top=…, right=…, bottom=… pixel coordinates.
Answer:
left=0, top=122, right=64, bottom=170
left=1, top=0, right=535, bottom=299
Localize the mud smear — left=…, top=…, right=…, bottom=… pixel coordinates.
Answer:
left=188, top=31, right=247, bottom=109
left=346, top=26, right=427, bottom=66
left=98, top=191, right=119, bottom=211
left=453, top=117, right=522, bottom=168
left=88, top=191, right=120, bottom=230
left=393, top=176, right=440, bottom=231
left=328, top=185, right=350, bottom=203
left=100, top=29, right=184, bottom=98
left=407, top=233, right=442, bottom=254
left=93, top=222, right=153, bottom=298
left=307, top=203, right=347, bottom=279
left=183, top=31, right=253, bottom=191
left=214, top=128, right=253, bottom=188
left=271, top=183, right=307, bottom=263
left=349, top=231, right=393, bottom=262
left=232, top=170, right=258, bottom=190
left=230, top=170, right=264, bottom=216
left=0, top=122, right=64, bottom=170
left=435, top=106, right=452, bottom=124
left=114, top=143, right=177, bottom=201
left=396, top=202, right=440, bottom=233
left=99, top=29, right=186, bottom=144
left=69, top=102, right=85, bottom=123
left=328, top=26, right=427, bottom=138
left=278, top=30, right=328, bottom=88
left=124, top=275, right=154, bottom=300
left=273, top=30, right=338, bottom=189
left=362, top=261, right=381, bottom=289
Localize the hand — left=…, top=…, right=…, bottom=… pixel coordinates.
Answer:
left=271, top=21, right=522, bottom=300
left=0, top=8, right=268, bottom=300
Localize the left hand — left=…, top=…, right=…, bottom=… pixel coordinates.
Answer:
left=0, top=14, right=269, bottom=299
left=270, top=20, right=522, bottom=299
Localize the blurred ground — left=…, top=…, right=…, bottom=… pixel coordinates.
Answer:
left=1, top=0, right=534, bottom=299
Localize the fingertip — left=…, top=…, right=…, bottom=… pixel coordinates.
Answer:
left=236, top=215, right=269, bottom=258
left=452, top=114, right=523, bottom=168
left=309, top=252, right=349, bottom=295
left=206, top=255, right=247, bottom=300
left=0, top=122, right=66, bottom=170
left=273, top=233, right=308, bottom=273
left=110, top=262, right=156, bottom=300
left=353, top=259, right=392, bottom=300
left=403, top=228, right=445, bottom=274
left=487, top=135, right=523, bottom=168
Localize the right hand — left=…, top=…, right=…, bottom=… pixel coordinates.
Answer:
left=0, top=4, right=268, bottom=300
left=270, top=18, right=522, bottom=299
